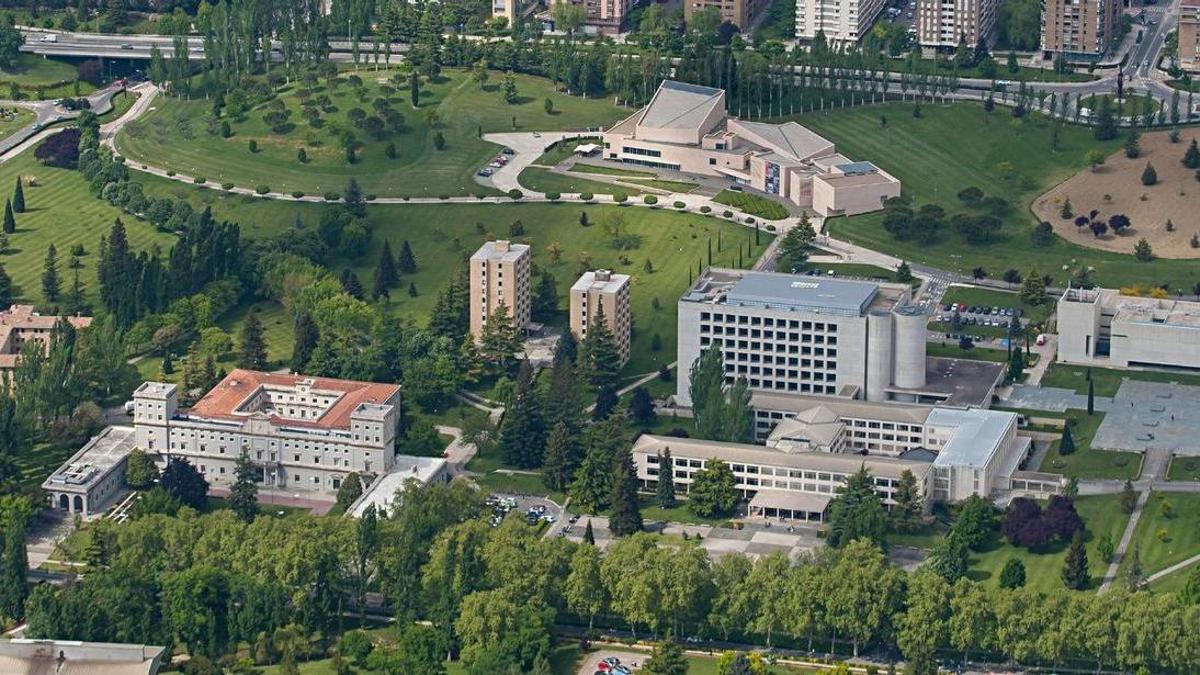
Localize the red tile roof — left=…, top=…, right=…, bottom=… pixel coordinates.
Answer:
left=186, top=369, right=399, bottom=430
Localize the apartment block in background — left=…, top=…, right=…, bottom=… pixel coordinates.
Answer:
left=544, top=0, right=636, bottom=34
left=570, top=269, right=632, bottom=366
left=917, top=0, right=999, bottom=48
left=470, top=240, right=532, bottom=340
left=796, top=0, right=888, bottom=44
left=1040, top=0, right=1120, bottom=59
left=0, top=304, right=91, bottom=376
left=684, top=0, right=766, bottom=31
left=1180, top=0, right=1200, bottom=72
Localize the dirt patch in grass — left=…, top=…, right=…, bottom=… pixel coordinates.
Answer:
left=1033, top=129, right=1200, bottom=259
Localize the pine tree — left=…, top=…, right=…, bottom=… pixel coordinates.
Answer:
left=642, top=636, right=688, bottom=675
left=371, top=268, right=390, bottom=301
left=583, top=519, right=595, bottom=545
left=161, top=350, right=174, bottom=376
left=1127, top=544, right=1145, bottom=591
left=497, top=361, right=545, bottom=468
left=0, top=518, right=28, bottom=620
left=397, top=240, right=417, bottom=273
left=41, top=244, right=60, bottom=303
left=0, top=263, right=11, bottom=307
left=479, top=302, right=519, bottom=368
left=999, top=557, right=1026, bottom=589
left=2, top=200, right=14, bottom=234
left=891, top=469, right=922, bottom=533
left=340, top=268, right=364, bottom=299
left=238, top=311, right=268, bottom=370
left=457, top=332, right=485, bottom=384
left=229, top=450, right=259, bottom=523
left=578, top=304, right=620, bottom=393
left=343, top=178, right=366, bottom=218
left=1120, top=479, right=1138, bottom=514
left=656, top=448, right=676, bottom=508
left=1062, top=530, right=1089, bottom=590
left=629, top=386, right=656, bottom=425
left=373, top=241, right=399, bottom=296
left=592, top=386, right=617, bottom=421
left=541, top=420, right=578, bottom=491
left=11, top=177, right=24, bottom=213
left=292, top=311, right=319, bottom=373
left=67, top=267, right=85, bottom=315
left=1185, top=138, right=1200, bottom=169
left=543, top=351, right=582, bottom=433
left=409, top=70, right=420, bottom=107
left=1058, top=423, right=1076, bottom=456
left=608, top=447, right=643, bottom=536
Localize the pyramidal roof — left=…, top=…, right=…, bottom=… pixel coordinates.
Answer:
left=638, top=80, right=724, bottom=130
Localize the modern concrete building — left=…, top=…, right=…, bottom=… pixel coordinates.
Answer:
left=470, top=240, right=532, bottom=340
left=1058, top=287, right=1200, bottom=370
left=42, top=425, right=137, bottom=518
left=917, top=0, right=1000, bottom=48
left=346, top=455, right=451, bottom=518
left=133, top=370, right=401, bottom=497
left=684, top=0, right=766, bottom=30
left=796, top=0, right=889, bottom=44
left=634, top=395, right=1052, bottom=519
left=1040, top=0, right=1120, bottom=60
left=0, top=304, right=92, bottom=374
left=1180, top=0, right=1200, bottom=72
left=570, top=269, right=632, bottom=366
left=0, top=639, right=166, bottom=675
left=601, top=81, right=900, bottom=216
left=676, top=269, right=929, bottom=406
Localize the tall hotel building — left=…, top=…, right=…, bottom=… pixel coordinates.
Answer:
left=570, top=269, right=632, bottom=366
left=470, top=240, right=532, bottom=340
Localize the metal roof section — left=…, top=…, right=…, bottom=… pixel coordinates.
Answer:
left=638, top=80, right=725, bottom=130
left=927, top=407, right=1017, bottom=469
left=836, top=161, right=880, bottom=176
left=730, top=119, right=836, bottom=162
left=43, top=426, right=137, bottom=492
left=726, top=272, right=879, bottom=316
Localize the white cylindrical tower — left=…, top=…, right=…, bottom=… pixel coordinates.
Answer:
left=865, top=311, right=894, bottom=401
left=893, top=305, right=928, bottom=390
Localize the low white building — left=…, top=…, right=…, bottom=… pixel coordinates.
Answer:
left=42, top=425, right=137, bottom=518
left=346, top=455, right=451, bottom=518
left=0, top=639, right=165, bottom=675
left=133, top=370, right=402, bottom=498
left=1058, top=287, right=1200, bottom=371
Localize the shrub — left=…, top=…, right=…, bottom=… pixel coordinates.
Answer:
left=221, top=182, right=235, bottom=190
left=611, top=192, right=625, bottom=203
left=291, top=191, right=304, bottom=198
left=766, top=225, right=776, bottom=232
left=248, top=139, right=258, bottom=152
left=673, top=201, right=686, bottom=209
left=324, top=192, right=341, bottom=201
left=700, top=205, right=712, bottom=213
left=1142, top=163, right=1158, bottom=186
left=475, top=193, right=488, bottom=199
left=546, top=192, right=561, bottom=200
left=193, top=176, right=206, bottom=184
left=957, top=186, right=985, bottom=204
left=365, top=194, right=376, bottom=201
left=644, top=195, right=659, bottom=205
left=508, top=189, right=523, bottom=200
left=723, top=210, right=734, bottom=218
left=166, top=170, right=176, bottom=177
left=746, top=217, right=756, bottom=224
left=438, top=194, right=450, bottom=200
left=255, top=185, right=270, bottom=195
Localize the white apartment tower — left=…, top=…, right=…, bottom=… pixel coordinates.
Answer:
left=570, top=269, right=632, bottom=366
left=796, top=0, right=888, bottom=44
left=917, top=0, right=1000, bottom=48
left=469, top=240, right=532, bottom=340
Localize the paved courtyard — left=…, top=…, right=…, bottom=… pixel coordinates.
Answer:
left=563, top=515, right=824, bottom=560
left=1094, top=380, right=1200, bottom=456
left=1005, top=385, right=1114, bottom=412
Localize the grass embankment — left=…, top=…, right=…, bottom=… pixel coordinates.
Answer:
left=1038, top=410, right=1141, bottom=480
left=801, top=102, right=1200, bottom=291
left=117, top=68, right=628, bottom=198
left=1117, top=492, right=1200, bottom=580
left=518, top=167, right=643, bottom=197
left=0, top=54, right=97, bottom=99
left=967, top=494, right=1130, bottom=593
left=1041, top=362, right=1200, bottom=397
left=713, top=189, right=790, bottom=220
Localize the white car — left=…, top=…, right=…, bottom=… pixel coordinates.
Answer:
left=40, top=34, right=57, bottom=43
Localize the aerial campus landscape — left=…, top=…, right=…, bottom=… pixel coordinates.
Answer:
left=4, top=1, right=1200, bottom=674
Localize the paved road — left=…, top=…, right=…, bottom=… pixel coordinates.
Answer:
left=0, top=80, right=124, bottom=158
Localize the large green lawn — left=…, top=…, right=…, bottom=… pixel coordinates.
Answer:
left=518, top=167, right=643, bottom=196
left=0, top=152, right=175, bottom=305
left=1038, top=410, right=1141, bottom=480
left=0, top=54, right=95, bottom=97
left=801, top=102, right=1200, bottom=290
left=1041, top=362, right=1200, bottom=397
left=117, top=68, right=629, bottom=198
left=1118, top=492, right=1200, bottom=579
left=0, top=107, right=33, bottom=140
left=1166, top=455, right=1200, bottom=482
left=967, top=494, right=1130, bottom=593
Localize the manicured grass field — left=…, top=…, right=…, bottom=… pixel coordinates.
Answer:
left=0, top=107, right=33, bottom=139
left=14, top=441, right=76, bottom=490
left=0, top=151, right=175, bottom=304
left=117, top=68, right=628, bottom=198
left=518, top=166, right=643, bottom=196
left=1117, top=492, right=1200, bottom=578
left=569, top=163, right=656, bottom=178
left=132, top=180, right=770, bottom=376
left=1038, top=410, right=1141, bottom=480
left=0, top=54, right=94, bottom=96
left=941, top=285, right=1055, bottom=324
left=713, top=189, right=790, bottom=221
left=800, top=102, right=1200, bottom=290
left=1041, top=362, right=1200, bottom=397
left=967, top=493, right=1130, bottom=592
left=899, top=57, right=1096, bottom=83
left=1166, top=454, right=1200, bottom=482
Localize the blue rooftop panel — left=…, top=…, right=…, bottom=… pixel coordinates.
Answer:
left=725, top=272, right=878, bottom=315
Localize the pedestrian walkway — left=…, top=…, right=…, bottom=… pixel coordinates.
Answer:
left=1099, top=489, right=1149, bottom=593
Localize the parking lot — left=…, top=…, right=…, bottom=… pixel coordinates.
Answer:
left=578, top=650, right=644, bottom=675
left=935, top=301, right=1023, bottom=329
left=486, top=493, right=563, bottom=529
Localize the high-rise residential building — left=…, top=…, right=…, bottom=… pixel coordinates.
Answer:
left=545, top=0, right=636, bottom=33
left=795, top=0, right=888, bottom=44
left=1040, top=0, right=1120, bottom=59
left=917, top=0, right=999, bottom=48
left=1180, top=0, right=1200, bottom=72
left=469, top=240, right=532, bottom=340
left=493, top=0, right=523, bottom=28
left=570, top=269, right=632, bottom=366
left=132, top=370, right=403, bottom=496
left=684, top=0, right=766, bottom=31
left=676, top=269, right=928, bottom=406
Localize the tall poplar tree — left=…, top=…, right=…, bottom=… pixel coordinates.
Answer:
left=229, top=450, right=258, bottom=523
left=237, top=311, right=268, bottom=370
left=11, top=177, right=24, bottom=213
left=291, top=311, right=319, bottom=372
left=656, top=448, right=676, bottom=508
left=41, top=244, right=60, bottom=303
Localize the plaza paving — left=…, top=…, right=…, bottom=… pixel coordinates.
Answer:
left=1005, top=385, right=1114, bottom=412
left=1094, top=380, right=1200, bottom=456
